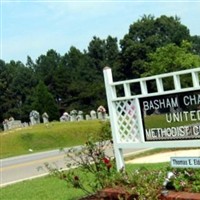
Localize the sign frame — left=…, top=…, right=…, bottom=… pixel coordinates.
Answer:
left=139, top=89, right=200, bottom=142
left=103, top=67, right=200, bottom=170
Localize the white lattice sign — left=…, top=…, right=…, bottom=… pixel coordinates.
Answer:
left=115, top=100, right=140, bottom=143
left=103, top=67, right=200, bottom=170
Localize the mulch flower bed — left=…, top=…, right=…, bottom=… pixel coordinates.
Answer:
left=159, top=191, right=200, bottom=200
left=80, top=189, right=200, bottom=200
left=79, top=187, right=138, bottom=200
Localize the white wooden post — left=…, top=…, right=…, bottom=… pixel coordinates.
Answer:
left=103, top=67, right=125, bottom=170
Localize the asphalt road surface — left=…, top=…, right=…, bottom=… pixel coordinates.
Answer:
left=1, top=149, right=67, bottom=187
left=0, top=146, right=147, bottom=187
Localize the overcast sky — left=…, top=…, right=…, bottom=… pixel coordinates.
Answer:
left=1, top=0, right=200, bottom=64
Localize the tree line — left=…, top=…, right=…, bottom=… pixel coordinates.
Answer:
left=1, top=15, right=200, bottom=125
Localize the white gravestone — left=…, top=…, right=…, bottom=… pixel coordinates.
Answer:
left=85, top=114, right=91, bottom=120
left=90, top=110, right=97, bottom=120
left=60, top=112, right=70, bottom=122
left=42, top=112, right=49, bottom=123
left=3, top=119, right=9, bottom=131
left=30, top=110, right=40, bottom=125
left=70, top=110, right=77, bottom=122
left=97, top=105, right=106, bottom=120
left=77, top=111, right=84, bottom=121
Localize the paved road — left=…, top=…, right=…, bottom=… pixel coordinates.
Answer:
left=1, top=149, right=68, bottom=187
left=0, top=146, right=147, bottom=187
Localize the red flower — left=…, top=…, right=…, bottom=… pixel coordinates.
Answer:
left=102, top=157, right=112, bottom=171
left=103, top=157, right=110, bottom=164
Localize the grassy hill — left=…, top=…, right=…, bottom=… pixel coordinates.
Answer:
left=0, top=120, right=104, bottom=159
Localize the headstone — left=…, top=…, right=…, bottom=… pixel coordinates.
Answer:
left=29, top=110, right=40, bottom=125
left=9, top=116, right=14, bottom=121
left=7, top=120, right=22, bottom=130
left=97, top=112, right=103, bottom=120
left=97, top=105, right=106, bottom=120
left=60, top=112, right=70, bottom=122
left=90, top=110, right=97, bottom=120
left=105, top=113, right=109, bottom=119
left=85, top=114, right=91, bottom=120
left=42, top=112, right=49, bottom=123
left=22, top=122, right=29, bottom=127
left=77, top=111, right=84, bottom=121
left=3, top=117, right=22, bottom=130
left=7, top=117, right=14, bottom=130
left=70, top=110, right=77, bottom=122
left=3, top=119, right=9, bottom=131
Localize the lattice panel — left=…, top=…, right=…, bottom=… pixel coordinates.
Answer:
left=115, top=99, right=140, bottom=143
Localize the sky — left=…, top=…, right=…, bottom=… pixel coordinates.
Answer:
left=1, top=0, right=200, bottom=64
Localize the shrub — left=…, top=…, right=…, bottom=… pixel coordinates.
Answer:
left=45, top=121, right=200, bottom=199
left=164, top=167, right=200, bottom=193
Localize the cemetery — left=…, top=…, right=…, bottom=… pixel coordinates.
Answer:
left=1, top=105, right=108, bottom=132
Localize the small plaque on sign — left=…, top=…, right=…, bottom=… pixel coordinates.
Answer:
left=171, top=157, right=200, bottom=168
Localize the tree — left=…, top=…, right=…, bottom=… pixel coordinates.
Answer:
left=142, top=41, right=200, bottom=91
left=31, top=81, right=59, bottom=121
left=104, top=36, right=121, bottom=80
left=35, top=49, right=61, bottom=100
left=119, top=15, right=191, bottom=80
left=144, top=41, right=200, bottom=76
left=0, top=60, right=27, bottom=122
left=26, top=56, right=35, bottom=70
left=59, top=47, right=89, bottom=111
left=191, top=35, right=200, bottom=56
left=0, top=59, right=8, bottom=123
left=9, top=65, right=37, bottom=121
left=87, top=36, right=106, bottom=75
left=0, top=15, right=200, bottom=124
left=85, top=36, right=121, bottom=109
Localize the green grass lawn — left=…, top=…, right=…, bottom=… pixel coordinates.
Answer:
left=0, top=175, right=85, bottom=200
left=1, top=118, right=199, bottom=199
left=0, top=163, right=169, bottom=200
left=0, top=120, right=103, bottom=159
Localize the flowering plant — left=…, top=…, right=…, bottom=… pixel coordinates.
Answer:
left=163, top=167, right=200, bottom=193
left=44, top=121, right=200, bottom=199
left=45, top=121, right=119, bottom=195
